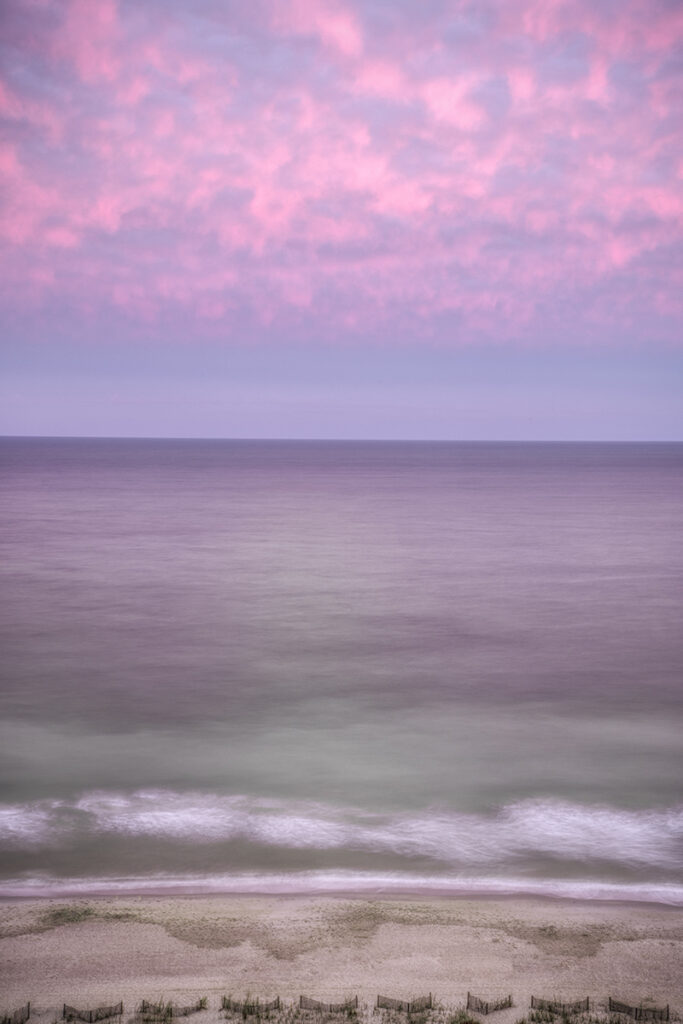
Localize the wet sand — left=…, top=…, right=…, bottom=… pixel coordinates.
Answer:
left=1, top=896, right=681, bottom=1020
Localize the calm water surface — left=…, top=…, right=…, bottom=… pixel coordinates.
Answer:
left=1, top=439, right=682, bottom=901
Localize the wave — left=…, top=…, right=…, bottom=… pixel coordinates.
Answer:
left=1, top=870, right=682, bottom=905
left=1, top=790, right=682, bottom=872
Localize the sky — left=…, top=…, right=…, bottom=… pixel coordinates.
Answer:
left=1, top=0, right=682, bottom=440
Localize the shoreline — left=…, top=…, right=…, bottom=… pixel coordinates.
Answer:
left=2, top=875, right=682, bottom=907
left=2, top=888, right=683, bottom=911
left=2, top=893, right=682, bottom=1013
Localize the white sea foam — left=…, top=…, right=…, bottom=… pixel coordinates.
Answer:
left=0, top=801, right=67, bottom=846
left=1, top=790, right=682, bottom=872
left=0, top=870, right=682, bottom=905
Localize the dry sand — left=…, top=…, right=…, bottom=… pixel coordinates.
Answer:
left=1, top=896, right=681, bottom=1021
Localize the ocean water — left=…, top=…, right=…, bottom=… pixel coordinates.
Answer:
left=0, top=438, right=682, bottom=903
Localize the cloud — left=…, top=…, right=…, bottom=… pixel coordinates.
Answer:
left=0, top=0, right=681, bottom=345
left=269, top=0, right=364, bottom=58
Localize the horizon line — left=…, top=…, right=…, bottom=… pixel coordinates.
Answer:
left=2, top=434, right=683, bottom=445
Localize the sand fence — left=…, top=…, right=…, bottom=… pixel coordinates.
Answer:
left=63, top=1004, right=123, bottom=1023
left=608, top=1000, right=670, bottom=1021
left=299, top=997, right=359, bottom=1013
left=467, top=993, right=513, bottom=1015
left=222, top=1000, right=281, bottom=1015
left=530, top=998, right=590, bottom=1015
left=3, top=996, right=678, bottom=1023
left=376, top=997, right=432, bottom=1013
left=2, top=1006, right=30, bottom=1024
left=138, top=1001, right=206, bottom=1019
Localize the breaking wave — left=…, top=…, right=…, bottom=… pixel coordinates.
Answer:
left=1, top=790, right=682, bottom=872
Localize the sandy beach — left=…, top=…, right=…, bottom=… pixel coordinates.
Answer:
left=1, top=896, right=681, bottom=1021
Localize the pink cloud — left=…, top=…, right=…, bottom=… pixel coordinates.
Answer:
left=420, top=77, right=485, bottom=130
left=0, top=77, right=64, bottom=142
left=270, top=0, right=363, bottom=58
left=584, top=57, right=610, bottom=103
left=43, top=226, right=81, bottom=248
left=0, top=0, right=680, bottom=345
left=52, top=0, right=120, bottom=83
left=89, top=195, right=125, bottom=234
left=116, top=76, right=150, bottom=107
left=353, top=60, right=406, bottom=99
left=508, top=68, right=535, bottom=104
left=0, top=144, right=61, bottom=245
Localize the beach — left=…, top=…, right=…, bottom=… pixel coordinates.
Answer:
left=1, top=896, right=682, bottom=1018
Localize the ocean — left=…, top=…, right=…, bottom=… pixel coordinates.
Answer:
left=1, top=438, right=682, bottom=903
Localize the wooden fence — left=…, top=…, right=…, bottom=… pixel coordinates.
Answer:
left=140, top=1002, right=205, bottom=1019
left=63, top=1004, right=123, bottom=1023
left=222, top=999, right=281, bottom=1014
left=376, top=996, right=432, bottom=1013
left=2, top=1005, right=30, bottom=1024
left=608, top=1000, right=669, bottom=1021
left=299, top=997, right=358, bottom=1012
left=467, top=993, right=513, bottom=1014
left=530, top=998, right=590, bottom=1015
